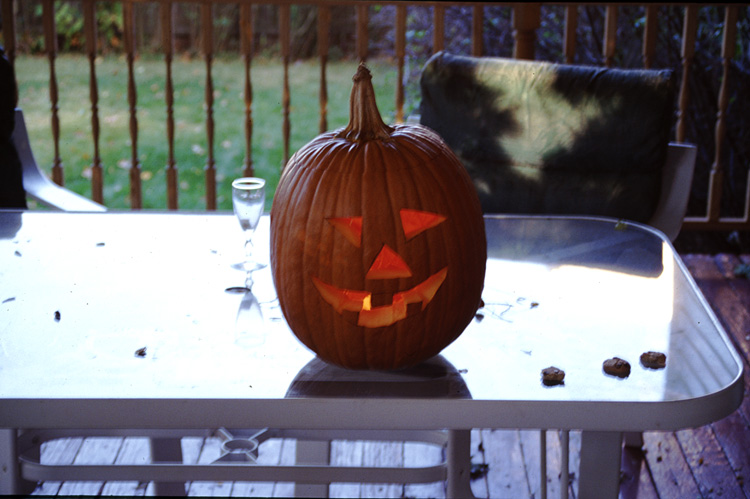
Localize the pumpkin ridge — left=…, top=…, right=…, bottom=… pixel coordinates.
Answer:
left=395, top=139, right=450, bottom=356
left=396, top=131, right=485, bottom=349
left=309, top=144, right=365, bottom=366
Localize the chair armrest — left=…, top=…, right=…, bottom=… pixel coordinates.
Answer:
left=648, top=142, right=697, bottom=241
left=13, top=108, right=106, bottom=212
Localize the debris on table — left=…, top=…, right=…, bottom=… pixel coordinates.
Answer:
left=640, top=351, right=667, bottom=369
left=541, top=366, right=565, bottom=386
left=603, top=357, right=631, bottom=378
left=54, top=310, right=61, bottom=322
left=2, top=297, right=15, bottom=304
left=134, top=347, right=147, bottom=358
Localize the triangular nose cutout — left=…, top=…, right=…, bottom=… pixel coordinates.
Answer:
left=366, top=245, right=413, bottom=280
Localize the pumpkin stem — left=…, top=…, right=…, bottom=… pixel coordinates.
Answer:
left=338, top=63, right=394, bottom=142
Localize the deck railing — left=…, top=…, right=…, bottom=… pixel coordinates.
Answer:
left=1, top=1, right=748, bottom=232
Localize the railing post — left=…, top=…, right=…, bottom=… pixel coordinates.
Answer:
left=201, top=3, right=216, bottom=211
left=432, top=5, right=445, bottom=54
left=603, top=5, right=617, bottom=67
left=512, top=4, right=541, bottom=60
left=472, top=5, right=484, bottom=56
left=123, top=1, right=142, bottom=209
left=280, top=4, right=291, bottom=167
left=356, top=4, right=368, bottom=63
left=317, top=5, right=330, bottom=134
left=240, top=4, right=255, bottom=177
left=395, top=4, right=406, bottom=123
left=563, top=5, right=578, bottom=64
left=707, top=6, right=738, bottom=223
left=42, top=0, right=64, bottom=187
left=676, top=5, right=698, bottom=144
left=162, top=1, right=179, bottom=209
left=642, top=5, right=658, bottom=69
left=83, top=0, right=103, bottom=205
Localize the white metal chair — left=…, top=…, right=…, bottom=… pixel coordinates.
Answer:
left=649, top=142, right=697, bottom=241
left=12, top=108, right=106, bottom=212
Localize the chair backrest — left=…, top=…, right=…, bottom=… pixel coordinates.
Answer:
left=12, top=108, right=106, bottom=212
left=419, top=51, right=684, bottom=235
left=0, top=45, right=27, bottom=209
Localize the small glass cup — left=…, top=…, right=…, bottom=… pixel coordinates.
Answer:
left=232, top=177, right=266, bottom=275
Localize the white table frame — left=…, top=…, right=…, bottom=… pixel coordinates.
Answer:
left=0, top=211, right=744, bottom=498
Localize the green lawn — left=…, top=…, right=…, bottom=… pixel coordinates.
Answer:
left=15, top=54, right=398, bottom=210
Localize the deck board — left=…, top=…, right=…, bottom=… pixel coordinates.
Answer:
left=26, top=253, right=750, bottom=498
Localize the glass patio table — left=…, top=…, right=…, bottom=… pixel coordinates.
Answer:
left=0, top=211, right=743, bottom=498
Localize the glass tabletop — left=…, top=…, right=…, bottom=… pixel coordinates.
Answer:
left=0, top=211, right=743, bottom=430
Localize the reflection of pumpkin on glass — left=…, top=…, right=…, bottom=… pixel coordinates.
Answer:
left=271, top=64, right=486, bottom=370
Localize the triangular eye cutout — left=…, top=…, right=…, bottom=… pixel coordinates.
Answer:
left=328, top=216, right=363, bottom=248
left=400, top=209, right=447, bottom=240
left=366, top=245, right=413, bottom=280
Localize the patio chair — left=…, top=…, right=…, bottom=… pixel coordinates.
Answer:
left=418, top=51, right=696, bottom=468
left=11, top=108, right=106, bottom=212
left=0, top=45, right=104, bottom=212
left=419, top=51, right=697, bottom=241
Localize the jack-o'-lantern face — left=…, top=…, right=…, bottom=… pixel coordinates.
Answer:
left=311, top=209, right=447, bottom=328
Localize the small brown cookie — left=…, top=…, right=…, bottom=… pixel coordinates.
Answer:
left=640, top=351, right=667, bottom=369
left=603, top=357, right=631, bottom=378
left=541, top=366, right=565, bottom=386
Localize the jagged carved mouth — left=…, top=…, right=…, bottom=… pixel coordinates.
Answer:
left=311, top=267, right=447, bottom=328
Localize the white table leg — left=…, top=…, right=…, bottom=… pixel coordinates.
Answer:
left=294, top=439, right=330, bottom=498
left=150, top=437, right=187, bottom=496
left=446, top=430, right=474, bottom=499
left=0, top=429, right=35, bottom=495
left=577, top=431, right=622, bottom=499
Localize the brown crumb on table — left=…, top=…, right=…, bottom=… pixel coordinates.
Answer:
left=541, top=366, right=565, bottom=386
left=640, top=351, right=667, bottom=369
left=134, top=347, right=147, bottom=358
left=603, top=357, right=631, bottom=378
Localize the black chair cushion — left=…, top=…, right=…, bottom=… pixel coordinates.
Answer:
left=419, top=52, right=675, bottom=222
left=0, top=45, right=26, bottom=209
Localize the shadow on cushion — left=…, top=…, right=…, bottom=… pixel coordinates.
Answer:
left=419, top=51, right=675, bottom=223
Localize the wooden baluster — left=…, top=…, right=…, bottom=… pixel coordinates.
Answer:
left=357, top=4, right=368, bottom=63
left=642, top=5, right=657, bottom=69
left=42, top=0, right=63, bottom=186
left=162, top=2, right=178, bottom=209
left=512, top=4, right=541, bottom=60
left=472, top=5, right=483, bottom=57
left=395, top=4, right=406, bottom=123
left=280, top=4, right=291, bottom=167
left=707, top=6, right=738, bottom=223
left=201, top=3, right=216, bottom=210
left=123, top=1, right=141, bottom=209
left=318, top=5, right=330, bottom=134
left=83, top=0, right=103, bottom=204
left=676, top=5, right=698, bottom=144
left=563, top=4, right=578, bottom=64
left=603, top=5, right=617, bottom=67
left=240, top=4, right=254, bottom=176
left=433, top=5, right=445, bottom=54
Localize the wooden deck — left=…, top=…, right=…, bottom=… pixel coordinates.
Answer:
left=28, top=253, right=750, bottom=498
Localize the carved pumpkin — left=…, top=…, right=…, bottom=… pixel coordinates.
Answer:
left=270, top=64, right=486, bottom=370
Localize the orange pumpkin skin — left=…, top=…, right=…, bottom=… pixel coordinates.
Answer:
left=270, top=65, right=486, bottom=370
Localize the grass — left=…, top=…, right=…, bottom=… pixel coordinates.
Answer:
left=15, top=54, right=398, bottom=211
